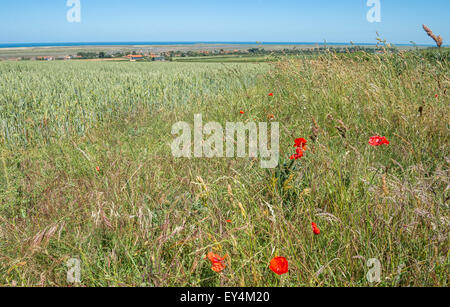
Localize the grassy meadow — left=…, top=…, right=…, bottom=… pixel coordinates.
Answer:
left=0, top=49, right=448, bottom=286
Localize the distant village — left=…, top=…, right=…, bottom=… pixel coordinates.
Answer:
left=3, top=52, right=167, bottom=62
left=2, top=48, right=252, bottom=62
left=1, top=46, right=399, bottom=62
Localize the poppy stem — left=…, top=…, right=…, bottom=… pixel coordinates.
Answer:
left=288, top=158, right=296, bottom=171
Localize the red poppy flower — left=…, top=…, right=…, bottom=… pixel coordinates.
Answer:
left=435, top=94, right=438, bottom=98
left=290, top=137, right=308, bottom=160
left=205, top=252, right=227, bottom=273
left=269, top=256, right=288, bottom=275
left=226, top=219, right=232, bottom=223
left=290, top=147, right=304, bottom=160
left=96, top=166, right=100, bottom=172
left=240, top=110, right=245, bottom=114
left=268, top=93, right=274, bottom=97
left=312, top=222, right=320, bottom=235
left=294, top=138, right=308, bottom=151
left=369, top=136, right=389, bottom=146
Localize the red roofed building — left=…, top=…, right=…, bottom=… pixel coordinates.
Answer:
left=125, top=54, right=145, bottom=61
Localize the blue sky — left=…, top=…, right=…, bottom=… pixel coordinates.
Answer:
left=1, top=0, right=449, bottom=45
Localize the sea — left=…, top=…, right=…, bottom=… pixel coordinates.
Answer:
left=0, top=41, right=433, bottom=49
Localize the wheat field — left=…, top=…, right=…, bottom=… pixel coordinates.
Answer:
left=0, top=49, right=448, bottom=287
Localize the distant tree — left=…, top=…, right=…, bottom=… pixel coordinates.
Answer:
left=77, top=52, right=97, bottom=59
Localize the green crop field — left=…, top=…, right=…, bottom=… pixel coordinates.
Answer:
left=0, top=50, right=448, bottom=287
left=172, top=55, right=273, bottom=63
left=0, top=61, right=267, bottom=145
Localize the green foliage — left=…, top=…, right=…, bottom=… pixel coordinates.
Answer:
left=420, top=47, right=450, bottom=63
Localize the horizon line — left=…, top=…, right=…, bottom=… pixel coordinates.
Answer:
left=0, top=41, right=444, bottom=49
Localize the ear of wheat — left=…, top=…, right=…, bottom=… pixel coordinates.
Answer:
left=422, top=24, right=443, bottom=48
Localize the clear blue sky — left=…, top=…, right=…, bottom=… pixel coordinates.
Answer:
left=1, top=0, right=449, bottom=45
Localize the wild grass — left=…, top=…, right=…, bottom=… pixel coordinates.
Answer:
left=0, top=49, right=448, bottom=287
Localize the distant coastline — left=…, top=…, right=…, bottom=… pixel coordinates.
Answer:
left=0, top=41, right=439, bottom=49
